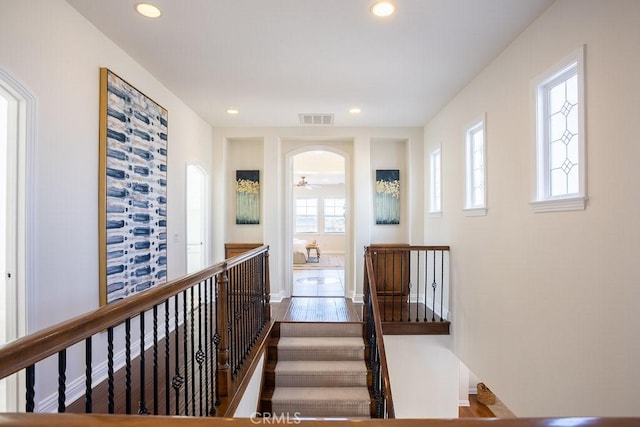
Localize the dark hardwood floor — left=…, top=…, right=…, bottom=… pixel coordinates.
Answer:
left=459, top=394, right=496, bottom=418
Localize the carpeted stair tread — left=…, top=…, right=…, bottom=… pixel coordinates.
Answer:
left=276, top=337, right=365, bottom=361
left=261, top=321, right=372, bottom=418
left=271, top=386, right=371, bottom=417
left=274, top=360, right=368, bottom=387
left=280, top=322, right=362, bottom=337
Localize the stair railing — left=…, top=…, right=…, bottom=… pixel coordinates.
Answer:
left=368, top=244, right=450, bottom=325
left=0, top=245, right=270, bottom=417
left=363, top=248, right=395, bottom=418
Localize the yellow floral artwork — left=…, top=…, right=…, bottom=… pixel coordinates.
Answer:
left=236, top=170, right=260, bottom=224
left=375, top=169, right=400, bottom=224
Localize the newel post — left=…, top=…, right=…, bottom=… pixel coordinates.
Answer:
left=215, top=264, right=232, bottom=402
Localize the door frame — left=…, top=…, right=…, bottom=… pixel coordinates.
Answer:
left=0, top=67, right=35, bottom=412
left=284, top=144, right=352, bottom=298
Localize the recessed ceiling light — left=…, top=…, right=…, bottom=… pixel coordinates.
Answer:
left=371, top=1, right=396, bottom=17
left=135, top=3, right=162, bottom=19
left=349, top=108, right=362, bottom=114
left=226, top=108, right=239, bottom=115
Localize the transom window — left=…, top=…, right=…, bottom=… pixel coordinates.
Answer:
left=430, top=148, right=441, bottom=214
left=464, top=116, right=486, bottom=215
left=532, top=46, right=586, bottom=212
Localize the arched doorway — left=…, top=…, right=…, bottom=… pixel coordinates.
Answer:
left=285, top=146, right=351, bottom=298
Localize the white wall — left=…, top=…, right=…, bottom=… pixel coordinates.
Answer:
left=211, top=127, right=423, bottom=301
left=226, top=138, right=264, bottom=244
left=384, top=335, right=459, bottom=418
left=424, top=0, right=640, bottom=417
left=233, top=353, right=265, bottom=418
left=370, top=138, right=409, bottom=244
left=0, top=0, right=212, bottom=407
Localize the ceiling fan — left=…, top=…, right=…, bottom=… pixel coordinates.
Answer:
left=295, top=176, right=320, bottom=189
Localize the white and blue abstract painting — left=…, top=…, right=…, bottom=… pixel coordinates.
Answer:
left=235, top=170, right=260, bottom=224
left=100, top=68, right=168, bottom=305
left=375, top=169, right=400, bottom=225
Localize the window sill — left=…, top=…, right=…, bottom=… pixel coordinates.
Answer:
left=530, top=196, right=587, bottom=213
left=428, top=211, right=442, bottom=218
left=463, top=207, right=487, bottom=217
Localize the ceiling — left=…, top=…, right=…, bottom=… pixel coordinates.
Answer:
left=293, top=151, right=345, bottom=185
left=67, top=0, right=554, bottom=128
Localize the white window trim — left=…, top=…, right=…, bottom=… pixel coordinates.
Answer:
left=531, top=45, right=587, bottom=213
left=464, top=114, right=487, bottom=216
left=429, top=147, right=442, bottom=215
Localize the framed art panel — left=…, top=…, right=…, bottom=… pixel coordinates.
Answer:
left=235, top=170, right=260, bottom=224
left=375, top=169, right=400, bottom=225
left=99, top=68, right=168, bottom=305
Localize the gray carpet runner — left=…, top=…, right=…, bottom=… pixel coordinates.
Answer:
left=270, top=322, right=371, bottom=418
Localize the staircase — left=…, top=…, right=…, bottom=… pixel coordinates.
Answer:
left=259, top=321, right=372, bottom=418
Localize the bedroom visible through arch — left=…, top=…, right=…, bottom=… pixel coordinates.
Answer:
left=291, top=151, right=346, bottom=297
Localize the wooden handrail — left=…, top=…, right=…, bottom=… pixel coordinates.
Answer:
left=0, top=245, right=269, bottom=381
left=0, top=414, right=637, bottom=427
left=364, top=249, right=395, bottom=418
left=369, top=244, right=451, bottom=251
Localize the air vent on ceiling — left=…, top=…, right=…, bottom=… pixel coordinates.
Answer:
left=298, top=113, right=334, bottom=126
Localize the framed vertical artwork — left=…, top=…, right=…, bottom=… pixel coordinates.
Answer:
left=99, top=68, right=168, bottom=305
left=375, top=169, right=400, bottom=225
left=235, top=170, right=260, bottom=224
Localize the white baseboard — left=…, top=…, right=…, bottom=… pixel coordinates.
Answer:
left=352, top=293, right=364, bottom=304
left=459, top=399, right=470, bottom=407
left=269, top=292, right=287, bottom=303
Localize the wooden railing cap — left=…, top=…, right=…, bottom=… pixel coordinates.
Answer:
left=0, top=414, right=637, bottom=427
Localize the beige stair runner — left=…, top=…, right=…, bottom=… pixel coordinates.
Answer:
left=270, top=322, right=371, bottom=418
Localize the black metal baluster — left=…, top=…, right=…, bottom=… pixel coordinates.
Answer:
left=440, top=250, right=445, bottom=321
left=234, top=266, right=239, bottom=376
left=25, top=364, right=35, bottom=412
left=153, top=305, right=159, bottom=415
left=415, top=250, right=420, bottom=322
left=190, top=286, right=196, bottom=416
left=164, top=299, right=170, bottom=415
left=242, top=264, right=248, bottom=363
left=197, top=281, right=205, bottom=416
left=57, top=349, right=66, bottom=412
left=424, top=250, right=428, bottom=322
left=107, top=327, right=115, bottom=413
left=125, top=318, right=132, bottom=414
left=241, top=264, right=246, bottom=365
left=242, top=264, right=247, bottom=366
left=204, top=278, right=211, bottom=416
left=214, top=272, right=221, bottom=407
left=183, top=290, right=189, bottom=415
left=228, top=268, right=233, bottom=379
left=85, top=337, right=92, bottom=413
left=138, top=311, right=149, bottom=415
left=432, top=250, right=437, bottom=322
left=173, top=295, right=183, bottom=414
